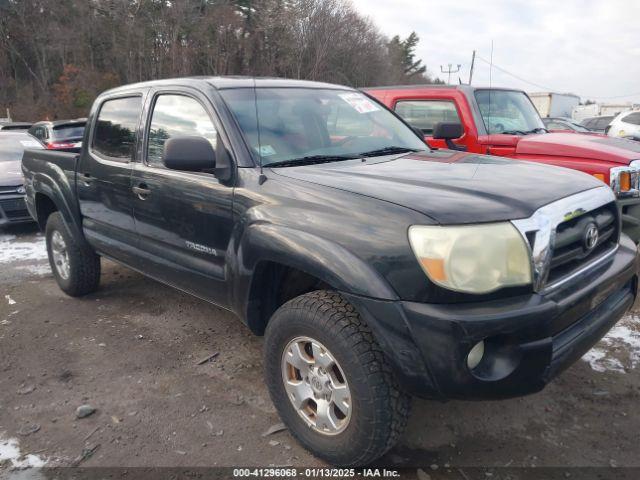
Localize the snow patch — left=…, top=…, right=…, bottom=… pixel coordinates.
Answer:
left=15, top=264, right=51, bottom=277
left=5, top=295, right=16, bottom=305
left=0, top=234, right=47, bottom=264
left=582, top=313, right=640, bottom=373
left=0, top=435, right=47, bottom=469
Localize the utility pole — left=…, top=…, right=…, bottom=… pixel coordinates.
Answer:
left=441, top=63, right=462, bottom=85
left=468, top=50, right=476, bottom=85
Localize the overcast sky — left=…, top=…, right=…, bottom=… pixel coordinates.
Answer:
left=350, top=0, right=640, bottom=104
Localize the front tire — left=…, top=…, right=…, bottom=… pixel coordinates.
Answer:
left=45, top=212, right=101, bottom=297
left=264, top=290, right=410, bottom=466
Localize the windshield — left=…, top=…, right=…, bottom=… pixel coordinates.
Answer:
left=52, top=123, right=85, bottom=140
left=0, top=134, right=43, bottom=162
left=220, top=88, right=427, bottom=166
left=475, top=90, right=545, bottom=134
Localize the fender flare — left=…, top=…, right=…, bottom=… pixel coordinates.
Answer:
left=231, top=223, right=399, bottom=317
left=31, top=170, right=83, bottom=240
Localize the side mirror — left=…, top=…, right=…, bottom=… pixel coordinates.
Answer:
left=433, top=122, right=466, bottom=151
left=163, top=136, right=216, bottom=172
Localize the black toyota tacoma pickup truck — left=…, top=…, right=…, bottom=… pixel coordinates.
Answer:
left=22, top=77, right=638, bottom=465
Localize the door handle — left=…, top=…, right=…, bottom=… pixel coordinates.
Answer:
left=132, top=184, right=151, bottom=200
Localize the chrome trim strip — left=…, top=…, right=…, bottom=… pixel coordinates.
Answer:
left=511, top=186, right=618, bottom=293
left=539, top=245, right=618, bottom=294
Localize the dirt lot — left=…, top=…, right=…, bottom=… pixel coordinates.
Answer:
left=1, top=224, right=640, bottom=473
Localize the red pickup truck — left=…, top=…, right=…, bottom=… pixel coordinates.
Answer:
left=364, top=85, right=640, bottom=242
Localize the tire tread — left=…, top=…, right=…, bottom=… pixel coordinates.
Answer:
left=265, top=290, right=410, bottom=465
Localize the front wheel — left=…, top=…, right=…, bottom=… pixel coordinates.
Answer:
left=45, top=212, right=101, bottom=297
left=264, top=291, right=411, bottom=466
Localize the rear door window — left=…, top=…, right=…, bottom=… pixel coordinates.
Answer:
left=92, top=96, right=142, bottom=160
left=394, top=100, right=461, bottom=134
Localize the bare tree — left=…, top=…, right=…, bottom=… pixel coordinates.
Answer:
left=0, top=0, right=441, bottom=120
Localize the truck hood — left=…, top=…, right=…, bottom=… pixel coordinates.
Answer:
left=270, top=149, right=604, bottom=224
left=515, top=132, right=640, bottom=164
left=0, top=160, right=23, bottom=186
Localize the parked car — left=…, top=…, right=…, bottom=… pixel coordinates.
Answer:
left=28, top=119, right=86, bottom=151
left=580, top=115, right=615, bottom=134
left=0, top=131, right=42, bottom=226
left=607, top=110, right=640, bottom=140
left=0, top=121, right=32, bottom=131
left=542, top=117, right=592, bottom=133
left=364, top=85, right=640, bottom=242
left=22, top=77, right=638, bottom=466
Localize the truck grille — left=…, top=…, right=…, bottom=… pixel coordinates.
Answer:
left=511, top=186, right=620, bottom=293
left=547, top=203, right=618, bottom=284
left=0, top=197, right=29, bottom=219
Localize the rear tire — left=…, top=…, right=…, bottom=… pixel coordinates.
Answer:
left=264, top=290, right=410, bottom=466
left=45, top=212, right=100, bottom=296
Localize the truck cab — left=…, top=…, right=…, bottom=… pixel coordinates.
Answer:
left=365, top=85, right=640, bottom=242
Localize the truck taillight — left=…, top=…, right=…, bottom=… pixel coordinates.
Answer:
left=47, top=142, right=75, bottom=149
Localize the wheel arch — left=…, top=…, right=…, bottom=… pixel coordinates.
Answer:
left=31, top=173, right=83, bottom=240
left=233, top=223, right=398, bottom=335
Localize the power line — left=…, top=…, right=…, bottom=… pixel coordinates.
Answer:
left=475, top=55, right=640, bottom=100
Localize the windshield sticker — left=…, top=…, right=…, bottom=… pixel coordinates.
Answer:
left=19, top=140, right=41, bottom=148
left=258, top=145, right=277, bottom=156
left=339, top=93, right=380, bottom=114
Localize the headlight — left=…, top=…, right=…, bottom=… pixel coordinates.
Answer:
left=408, top=223, right=532, bottom=294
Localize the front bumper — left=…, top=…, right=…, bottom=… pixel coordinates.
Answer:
left=343, top=234, right=638, bottom=400
left=0, top=193, right=33, bottom=226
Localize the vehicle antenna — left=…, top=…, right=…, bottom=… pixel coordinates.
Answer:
left=253, top=77, right=266, bottom=182
left=489, top=41, right=494, bottom=135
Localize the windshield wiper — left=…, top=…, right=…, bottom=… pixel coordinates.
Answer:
left=266, top=154, right=359, bottom=168
left=499, top=130, right=528, bottom=135
left=500, top=128, right=548, bottom=135
left=357, top=146, right=421, bottom=158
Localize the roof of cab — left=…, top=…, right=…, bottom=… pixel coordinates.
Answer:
left=101, top=76, right=353, bottom=96
left=362, top=84, right=526, bottom=94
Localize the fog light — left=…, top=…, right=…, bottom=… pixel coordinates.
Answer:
left=467, top=340, right=485, bottom=370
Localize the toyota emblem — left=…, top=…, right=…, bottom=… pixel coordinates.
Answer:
left=584, top=223, right=599, bottom=251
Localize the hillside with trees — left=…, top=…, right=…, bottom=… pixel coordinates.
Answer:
left=0, top=0, right=443, bottom=120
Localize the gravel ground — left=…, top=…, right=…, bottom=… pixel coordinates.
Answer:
left=1, top=224, right=640, bottom=474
